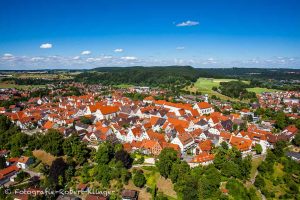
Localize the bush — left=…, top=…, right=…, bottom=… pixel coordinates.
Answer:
left=133, top=170, right=146, bottom=188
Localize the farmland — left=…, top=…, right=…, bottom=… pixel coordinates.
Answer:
left=246, top=87, right=281, bottom=94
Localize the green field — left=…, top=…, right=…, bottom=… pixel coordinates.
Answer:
left=186, top=78, right=249, bottom=101
left=246, top=87, right=280, bottom=94
left=115, top=84, right=134, bottom=89
left=186, top=77, right=280, bottom=100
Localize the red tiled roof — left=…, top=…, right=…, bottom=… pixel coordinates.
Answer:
left=0, top=165, right=20, bottom=180
left=199, top=140, right=213, bottom=151
left=192, top=152, right=214, bottom=163
left=197, top=102, right=212, bottom=109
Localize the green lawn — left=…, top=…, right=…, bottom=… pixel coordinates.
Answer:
left=250, top=156, right=264, bottom=180
left=246, top=87, right=280, bottom=94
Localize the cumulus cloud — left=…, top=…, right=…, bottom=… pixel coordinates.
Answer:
left=81, top=50, right=91, bottom=55
left=121, top=56, right=137, bottom=60
left=176, top=46, right=185, bottom=50
left=114, top=48, right=123, bottom=53
left=176, top=20, right=199, bottom=27
left=40, top=43, right=52, bottom=49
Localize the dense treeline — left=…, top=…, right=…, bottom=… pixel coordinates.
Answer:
left=218, top=81, right=257, bottom=100
left=196, top=68, right=300, bottom=80
left=74, top=66, right=199, bottom=89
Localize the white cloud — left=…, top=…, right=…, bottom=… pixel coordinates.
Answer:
left=176, top=46, right=185, bottom=50
left=103, top=56, right=113, bottom=59
left=114, top=48, right=124, bottom=53
left=40, top=43, right=52, bottom=49
left=3, top=53, right=13, bottom=57
left=81, top=50, right=91, bottom=55
left=73, top=56, right=80, bottom=60
left=121, top=56, right=137, bottom=61
left=31, top=57, right=44, bottom=61
left=176, top=20, right=199, bottom=27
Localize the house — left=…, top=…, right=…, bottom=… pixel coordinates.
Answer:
left=140, top=140, right=162, bottom=156
left=16, top=156, right=33, bottom=169
left=282, top=125, right=298, bottom=141
left=126, top=126, right=148, bottom=142
left=171, top=132, right=194, bottom=153
left=86, top=103, right=119, bottom=120
left=193, top=102, right=214, bottom=115
left=286, top=152, right=300, bottom=162
left=193, top=139, right=213, bottom=155
left=229, top=136, right=252, bottom=155
left=86, top=194, right=108, bottom=200
left=0, top=165, right=20, bottom=185
left=189, top=152, right=215, bottom=167
left=121, top=190, right=138, bottom=200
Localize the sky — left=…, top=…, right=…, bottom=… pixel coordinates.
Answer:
left=0, top=0, right=300, bottom=69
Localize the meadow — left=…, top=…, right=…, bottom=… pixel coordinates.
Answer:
left=186, top=77, right=279, bottom=101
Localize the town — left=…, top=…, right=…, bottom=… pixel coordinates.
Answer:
left=0, top=78, right=299, bottom=200
left=1, top=0, right=300, bottom=199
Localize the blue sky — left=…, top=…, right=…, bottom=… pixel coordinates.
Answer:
left=0, top=0, right=300, bottom=69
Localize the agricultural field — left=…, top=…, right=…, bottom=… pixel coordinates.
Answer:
left=246, top=87, right=280, bottom=94
left=115, top=84, right=134, bottom=89
left=13, top=72, right=74, bottom=80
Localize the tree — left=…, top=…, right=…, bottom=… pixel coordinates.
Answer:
left=226, top=178, right=254, bottom=200
left=95, top=142, right=114, bottom=164
left=15, top=171, right=30, bottom=182
left=220, top=141, right=229, bottom=150
left=174, top=174, right=198, bottom=200
left=170, top=161, right=190, bottom=183
left=198, top=167, right=222, bottom=199
left=275, top=112, right=287, bottom=130
left=292, top=133, right=300, bottom=147
left=0, top=115, right=11, bottom=131
left=221, top=161, right=240, bottom=178
left=156, top=148, right=179, bottom=178
left=214, top=151, right=227, bottom=170
left=133, top=170, right=146, bottom=188
left=254, top=143, right=263, bottom=154
left=10, top=146, right=23, bottom=157
left=114, top=150, right=133, bottom=169
left=273, top=141, right=287, bottom=157
left=80, top=116, right=92, bottom=125
left=95, top=164, right=111, bottom=187
left=0, top=156, right=6, bottom=169
left=63, top=134, right=90, bottom=165
left=42, top=129, right=64, bottom=156
left=48, top=158, right=67, bottom=188
left=254, top=175, right=265, bottom=189
left=239, top=155, right=252, bottom=180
